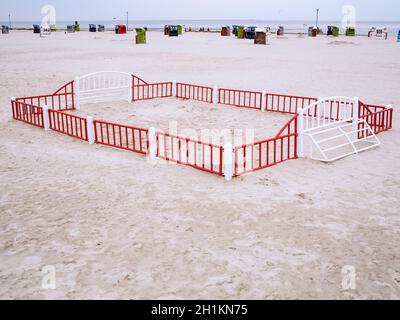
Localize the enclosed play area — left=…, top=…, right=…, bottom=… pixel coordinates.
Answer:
left=11, top=71, right=393, bottom=181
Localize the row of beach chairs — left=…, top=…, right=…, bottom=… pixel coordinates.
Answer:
left=3, top=23, right=399, bottom=43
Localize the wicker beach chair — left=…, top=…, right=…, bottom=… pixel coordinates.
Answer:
left=135, top=28, right=146, bottom=44
left=33, top=25, right=41, bottom=34
left=254, top=29, right=267, bottom=45
left=277, top=26, right=284, bottom=36
left=1, top=25, right=10, bottom=34
left=115, top=25, right=127, bottom=34
left=89, top=24, right=97, bottom=32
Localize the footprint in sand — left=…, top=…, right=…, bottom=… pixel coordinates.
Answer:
left=296, top=193, right=314, bottom=205
left=258, top=177, right=279, bottom=187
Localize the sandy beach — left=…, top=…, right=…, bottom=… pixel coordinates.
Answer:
left=0, top=30, right=399, bottom=299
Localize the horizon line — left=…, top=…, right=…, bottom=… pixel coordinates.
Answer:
left=5, top=19, right=400, bottom=23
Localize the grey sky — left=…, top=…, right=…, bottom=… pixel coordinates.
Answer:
left=1, top=0, right=399, bottom=21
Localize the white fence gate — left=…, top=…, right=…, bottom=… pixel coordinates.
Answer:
left=74, top=71, right=133, bottom=109
left=298, top=96, right=380, bottom=161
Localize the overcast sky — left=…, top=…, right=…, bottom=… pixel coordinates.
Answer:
left=1, top=0, right=399, bottom=21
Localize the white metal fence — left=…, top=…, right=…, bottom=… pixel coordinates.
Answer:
left=74, top=71, right=133, bottom=108
left=298, top=96, right=358, bottom=157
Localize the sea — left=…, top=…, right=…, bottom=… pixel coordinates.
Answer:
left=2, top=20, right=399, bottom=35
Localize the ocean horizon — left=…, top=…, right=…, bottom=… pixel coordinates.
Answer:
left=2, top=19, right=399, bottom=35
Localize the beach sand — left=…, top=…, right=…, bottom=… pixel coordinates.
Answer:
left=0, top=31, right=399, bottom=299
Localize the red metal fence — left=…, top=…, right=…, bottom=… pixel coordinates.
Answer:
left=218, top=88, right=263, bottom=110
left=11, top=100, right=44, bottom=128
left=156, top=132, right=224, bottom=175
left=94, top=120, right=149, bottom=154
left=266, top=93, right=318, bottom=114
left=48, top=109, right=88, bottom=141
left=359, top=101, right=393, bottom=137
left=16, top=81, right=75, bottom=111
left=176, top=83, right=214, bottom=103
left=133, top=82, right=173, bottom=101
left=132, top=75, right=148, bottom=87
left=234, top=115, right=298, bottom=176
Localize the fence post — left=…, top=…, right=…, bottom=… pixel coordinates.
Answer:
left=172, top=80, right=177, bottom=97
left=148, top=127, right=157, bottom=160
left=353, top=97, right=359, bottom=141
left=10, top=97, right=16, bottom=119
left=213, top=86, right=219, bottom=104
left=74, top=77, right=80, bottom=110
left=261, top=91, right=267, bottom=111
left=87, top=116, right=95, bottom=144
left=223, top=143, right=233, bottom=181
left=43, top=105, right=50, bottom=130
left=130, top=73, right=134, bottom=102
left=387, top=104, right=392, bottom=129
left=297, top=109, right=304, bottom=157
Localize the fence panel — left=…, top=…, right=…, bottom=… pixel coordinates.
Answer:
left=16, top=81, right=75, bottom=111
left=234, top=116, right=298, bottom=176
left=359, top=109, right=393, bottom=137
left=156, top=132, right=223, bottom=175
left=11, top=100, right=44, bottom=128
left=48, top=109, right=88, bottom=141
left=358, top=102, right=393, bottom=137
left=176, top=83, right=213, bottom=103
left=133, top=82, right=173, bottom=101
left=132, top=75, right=148, bottom=86
left=266, top=93, right=318, bottom=114
left=94, top=120, right=149, bottom=154
left=218, top=88, right=263, bottom=110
